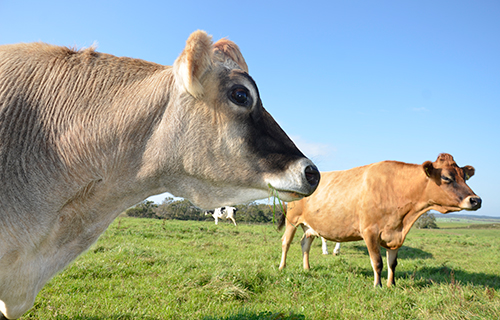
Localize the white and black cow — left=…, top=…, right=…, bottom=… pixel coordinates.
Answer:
left=205, top=206, right=238, bottom=226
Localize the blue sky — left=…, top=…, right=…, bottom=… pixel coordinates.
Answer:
left=1, top=1, right=499, bottom=216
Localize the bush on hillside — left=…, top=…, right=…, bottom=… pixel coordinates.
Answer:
left=414, top=212, right=439, bottom=229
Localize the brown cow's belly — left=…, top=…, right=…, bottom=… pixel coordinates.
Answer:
left=304, top=221, right=363, bottom=242
left=320, top=234, right=363, bottom=242
left=324, top=235, right=363, bottom=242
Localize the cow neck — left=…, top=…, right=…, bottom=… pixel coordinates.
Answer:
left=397, top=164, right=436, bottom=237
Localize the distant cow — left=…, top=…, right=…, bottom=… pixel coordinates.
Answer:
left=279, top=154, right=480, bottom=287
left=0, top=30, right=320, bottom=319
left=205, top=206, right=238, bottom=226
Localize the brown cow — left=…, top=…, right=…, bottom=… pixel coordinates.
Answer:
left=278, top=153, right=481, bottom=287
left=0, top=31, right=320, bottom=319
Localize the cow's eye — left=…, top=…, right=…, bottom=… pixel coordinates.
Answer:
left=229, top=86, right=252, bottom=107
left=441, top=176, right=452, bottom=183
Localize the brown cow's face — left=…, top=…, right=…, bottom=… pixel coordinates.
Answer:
left=423, top=153, right=481, bottom=212
left=169, top=31, right=320, bottom=208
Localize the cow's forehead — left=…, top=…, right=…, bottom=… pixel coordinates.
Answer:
left=433, top=153, right=458, bottom=169
left=445, top=165, right=465, bottom=179
left=435, top=158, right=467, bottom=179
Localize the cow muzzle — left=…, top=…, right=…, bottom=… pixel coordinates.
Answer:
left=265, top=158, right=320, bottom=201
left=461, top=196, right=482, bottom=211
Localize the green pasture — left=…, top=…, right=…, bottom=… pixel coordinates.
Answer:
left=23, top=217, right=500, bottom=320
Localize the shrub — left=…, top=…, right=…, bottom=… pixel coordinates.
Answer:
left=125, top=200, right=158, bottom=219
left=414, top=211, right=438, bottom=229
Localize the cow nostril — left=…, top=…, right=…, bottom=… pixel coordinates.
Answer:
left=305, top=165, right=320, bottom=188
left=470, top=197, right=482, bottom=209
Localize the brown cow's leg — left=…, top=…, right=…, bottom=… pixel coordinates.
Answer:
left=300, top=234, right=315, bottom=270
left=386, top=248, right=399, bottom=287
left=364, top=235, right=383, bottom=287
left=279, top=223, right=297, bottom=270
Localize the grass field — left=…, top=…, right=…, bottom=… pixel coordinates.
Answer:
left=22, top=217, right=500, bottom=319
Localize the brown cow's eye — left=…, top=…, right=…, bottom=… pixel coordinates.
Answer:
left=229, top=86, right=252, bottom=107
left=441, top=176, right=452, bottom=183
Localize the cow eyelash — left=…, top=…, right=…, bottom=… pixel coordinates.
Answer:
left=229, top=86, right=253, bottom=108
left=441, top=176, right=453, bottom=183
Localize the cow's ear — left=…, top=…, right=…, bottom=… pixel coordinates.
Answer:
left=173, top=30, right=213, bottom=98
left=462, top=165, right=475, bottom=180
left=213, top=38, right=248, bottom=72
left=422, top=161, right=435, bottom=178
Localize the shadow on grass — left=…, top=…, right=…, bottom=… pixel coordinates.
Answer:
left=202, top=311, right=305, bottom=320
left=55, top=316, right=154, bottom=320
left=319, top=260, right=500, bottom=290
left=349, top=244, right=433, bottom=260
left=399, top=265, right=500, bottom=289
left=53, top=311, right=304, bottom=320
left=326, top=245, right=499, bottom=289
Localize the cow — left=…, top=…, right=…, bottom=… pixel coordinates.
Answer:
left=205, top=206, right=238, bottom=226
left=0, top=30, right=320, bottom=319
left=321, top=238, right=341, bottom=255
left=278, top=153, right=481, bottom=287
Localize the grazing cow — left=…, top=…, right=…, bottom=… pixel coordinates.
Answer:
left=321, top=238, right=341, bottom=255
left=278, top=154, right=481, bottom=287
left=205, top=206, right=238, bottom=226
left=0, top=31, right=320, bottom=319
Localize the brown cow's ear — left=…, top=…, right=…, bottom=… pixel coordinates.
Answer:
left=422, top=161, right=435, bottom=178
left=173, top=30, right=213, bottom=98
left=462, top=165, right=475, bottom=180
left=213, top=38, right=249, bottom=72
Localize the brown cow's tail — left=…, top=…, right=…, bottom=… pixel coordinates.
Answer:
left=277, top=201, right=287, bottom=231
